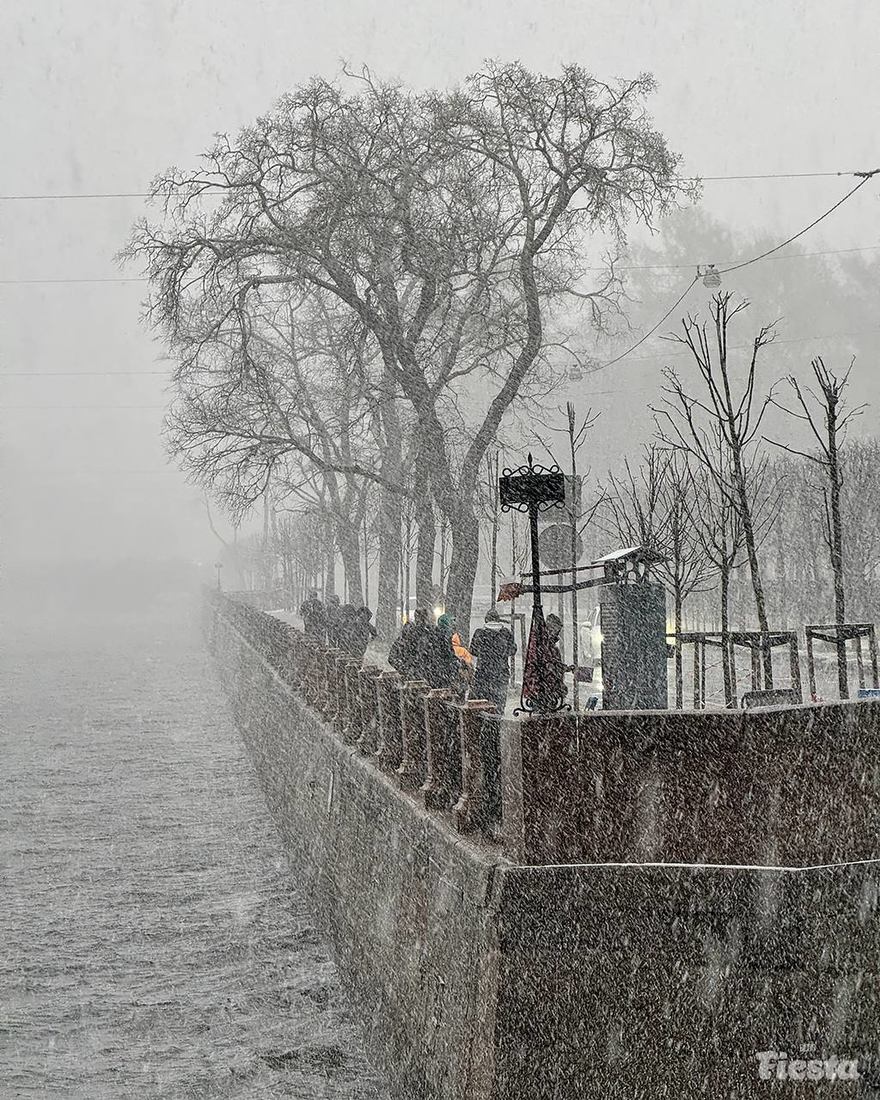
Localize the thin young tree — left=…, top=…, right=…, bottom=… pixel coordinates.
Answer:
left=767, top=356, right=864, bottom=697
left=655, top=293, right=777, bottom=687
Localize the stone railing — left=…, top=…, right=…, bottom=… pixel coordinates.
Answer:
left=206, top=589, right=504, bottom=843
left=206, top=589, right=880, bottom=868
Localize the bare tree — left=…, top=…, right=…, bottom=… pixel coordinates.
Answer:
left=125, top=62, right=692, bottom=637
left=767, top=356, right=864, bottom=696
left=655, top=293, right=777, bottom=686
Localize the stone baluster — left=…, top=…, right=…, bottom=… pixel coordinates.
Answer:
left=376, top=671, right=403, bottom=772
left=453, top=700, right=499, bottom=835
left=420, top=688, right=454, bottom=810
left=341, top=660, right=364, bottom=746
left=333, top=656, right=358, bottom=740
left=356, top=666, right=383, bottom=755
left=301, top=644, right=319, bottom=707
left=397, top=679, right=430, bottom=791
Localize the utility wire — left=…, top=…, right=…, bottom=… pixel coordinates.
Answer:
left=3, top=245, right=875, bottom=286
left=595, top=170, right=880, bottom=370
left=0, top=169, right=870, bottom=200
left=2, top=370, right=167, bottom=377
left=718, top=170, right=879, bottom=275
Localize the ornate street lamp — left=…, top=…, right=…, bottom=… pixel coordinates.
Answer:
left=499, top=454, right=568, bottom=714
left=698, top=263, right=722, bottom=288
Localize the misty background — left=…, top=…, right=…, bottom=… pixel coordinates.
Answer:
left=3, top=0, right=879, bottom=600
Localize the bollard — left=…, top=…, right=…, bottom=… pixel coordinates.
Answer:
left=341, top=659, right=364, bottom=745
left=376, top=672, right=403, bottom=772
left=397, top=679, right=430, bottom=791
left=453, top=700, right=499, bottom=835
left=420, top=688, right=455, bottom=810
left=356, top=666, right=383, bottom=755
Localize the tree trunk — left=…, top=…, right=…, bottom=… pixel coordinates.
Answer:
left=674, top=587, right=683, bottom=710
left=733, top=452, right=773, bottom=687
left=828, top=414, right=848, bottom=698
left=376, top=489, right=401, bottom=639
left=445, top=507, right=481, bottom=641
left=338, top=524, right=364, bottom=606
left=416, top=503, right=436, bottom=609
left=720, top=562, right=734, bottom=707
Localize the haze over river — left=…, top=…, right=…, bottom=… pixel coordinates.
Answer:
left=1, top=587, right=387, bottom=1099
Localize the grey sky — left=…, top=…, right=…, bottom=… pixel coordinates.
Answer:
left=2, top=0, right=878, bottom=563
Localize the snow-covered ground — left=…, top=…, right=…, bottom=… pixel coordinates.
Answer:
left=1, top=593, right=387, bottom=1099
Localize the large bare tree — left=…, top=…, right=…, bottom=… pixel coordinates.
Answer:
left=125, top=62, right=690, bottom=634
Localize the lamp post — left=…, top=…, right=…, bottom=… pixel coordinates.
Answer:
left=499, top=454, right=568, bottom=714
left=215, top=562, right=223, bottom=591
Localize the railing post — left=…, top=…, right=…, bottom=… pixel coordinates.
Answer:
left=421, top=688, right=454, bottom=809
left=376, top=672, right=403, bottom=772
left=322, top=649, right=343, bottom=721
left=453, top=700, right=499, bottom=835
left=356, top=666, right=383, bottom=755
left=332, top=655, right=355, bottom=738
left=397, top=679, right=430, bottom=791
left=341, top=659, right=364, bottom=745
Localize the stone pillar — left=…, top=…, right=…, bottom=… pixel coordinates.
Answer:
left=341, top=659, right=364, bottom=745
left=376, top=671, right=403, bottom=772
left=453, top=700, right=499, bottom=835
left=421, top=688, right=455, bottom=810
left=356, top=666, right=383, bottom=755
left=397, top=679, right=430, bottom=791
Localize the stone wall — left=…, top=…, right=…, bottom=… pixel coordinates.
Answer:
left=503, top=704, right=880, bottom=866
left=205, top=590, right=880, bottom=1099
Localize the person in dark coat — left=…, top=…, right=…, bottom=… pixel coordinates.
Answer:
left=470, top=608, right=516, bottom=714
left=469, top=608, right=517, bottom=832
left=388, top=608, right=432, bottom=681
left=325, top=594, right=342, bottom=648
left=299, top=590, right=326, bottom=643
left=348, top=605, right=378, bottom=661
left=425, top=614, right=466, bottom=693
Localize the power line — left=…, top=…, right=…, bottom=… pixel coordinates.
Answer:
left=719, top=170, right=879, bottom=275
left=0, top=170, right=871, bottom=201
left=0, top=404, right=165, bottom=410
left=596, top=171, right=880, bottom=370
left=2, top=243, right=877, bottom=285
left=0, top=277, right=147, bottom=286
left=2, top=370, right=167, bottom=377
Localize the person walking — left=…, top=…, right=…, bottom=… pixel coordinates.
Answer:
left=299, top=590, right=326, bottom=643
left=469, top=609, right=516, bottom=715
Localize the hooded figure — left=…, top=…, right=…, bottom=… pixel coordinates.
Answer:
left=325, top=594, right=342, bottom=648
left=299, top=590, right=326, bottom=643
left=469, top=608, right=516, bottom=714
left=389, top=609, right=432, bottom=681
left=423, top=613, right=464, bottom=691
left=348, top=605, right=378, bottom=661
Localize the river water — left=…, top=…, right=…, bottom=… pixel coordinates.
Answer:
left=1, top=591, right=387, bottom=1099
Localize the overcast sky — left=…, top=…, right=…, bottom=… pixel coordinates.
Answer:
left=2, top=0, right=878, bottom=565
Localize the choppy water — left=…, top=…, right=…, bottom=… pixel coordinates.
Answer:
left=1, top=593, right=387, bottom=1099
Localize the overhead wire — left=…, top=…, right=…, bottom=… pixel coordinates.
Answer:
left=0, top=169, right=871, bottom=201
left=594, top=168, right=880, bottom=371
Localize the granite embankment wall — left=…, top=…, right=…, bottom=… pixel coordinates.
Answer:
left=205, top=590, right=880, bottom=1099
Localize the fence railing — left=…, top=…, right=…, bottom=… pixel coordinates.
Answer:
left=206, top=589, right=880, bottom=868
left=206, top=589, right=504, bottom=846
